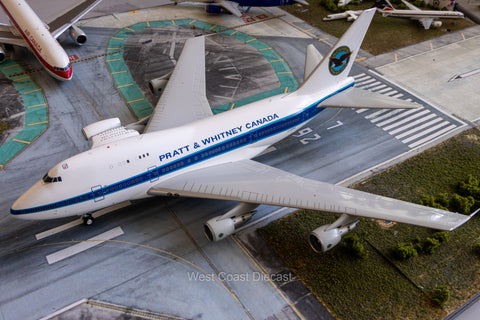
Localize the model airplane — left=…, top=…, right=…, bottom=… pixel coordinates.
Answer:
left=11, top=9, right=474, bottom=253
left=0, top=0, right=102, bottom=80
left=378, top=0, right=464, bottom=29
left=324, top=10, right=365, bottom=21
left=175, top=0, right=308, bottom=17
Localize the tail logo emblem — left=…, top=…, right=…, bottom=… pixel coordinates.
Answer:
left=328, top=46, right=352, bottom=76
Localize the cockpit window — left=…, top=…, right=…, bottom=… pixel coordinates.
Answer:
left=53, top=63, right=71, bottom=72
left=42, top=173, right=62, bottom=183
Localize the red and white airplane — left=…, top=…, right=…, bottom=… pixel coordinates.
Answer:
left=0, top=0, right=102, bottom=80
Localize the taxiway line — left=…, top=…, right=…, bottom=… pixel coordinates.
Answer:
left=46, top=227, right=124, bottom=264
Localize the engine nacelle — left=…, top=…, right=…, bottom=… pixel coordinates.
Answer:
left=149, top=78, right=169, bottom=95
left=82, top=118, right=121, bottom=140
left=204, top=212, right=255, bottom=242
left=69, top=24, right=87, bottom=45
left=431, top=21, right=442, bottom=28
left=0, top=46, right=5, bottom=63
left=309, top=221, right=358, bottom=253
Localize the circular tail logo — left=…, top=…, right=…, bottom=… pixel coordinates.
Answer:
left=328, top=46, right=353, bottom=76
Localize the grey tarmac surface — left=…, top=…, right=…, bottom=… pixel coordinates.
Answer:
left=0, top=4, right=476, bottom=320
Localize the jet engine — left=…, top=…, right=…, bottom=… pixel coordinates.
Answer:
left=148, top=71, right=172, bottom=95
left=308, top=214, right=359, bottom=252
left=82, top=118, right=121, bottom=140
left=432, top=21, right=442, bottom=28
left=0, top=46, right=5, bottom=63
left=69, top=25, right=87, bottom=45
left=204, top=203, right=258, bottom=241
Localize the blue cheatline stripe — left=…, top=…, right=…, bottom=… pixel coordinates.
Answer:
left=11, top=82, right=353, bottom=216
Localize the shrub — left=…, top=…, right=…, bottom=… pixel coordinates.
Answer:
left=457, top=175, right=480, bottom=199
left=432, top=231, right=449, bottom=244
left=449, top=194, right=475, bottom=214
left=422, top=237, right=440, bottom=254
left=392, top=242, right=418, bottom=261
left=420, top=194, right=448, bottom=211
left=433, top=285, right=450, bottom=308
left=344, top=234, right=368, bottom=259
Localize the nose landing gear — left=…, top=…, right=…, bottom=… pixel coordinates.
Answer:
left=82, top=214, right=94, bottom=226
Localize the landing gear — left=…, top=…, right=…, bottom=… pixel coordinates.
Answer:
left=82, top=214, right=94, bottom=226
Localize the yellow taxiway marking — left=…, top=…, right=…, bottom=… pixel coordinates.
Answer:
left=395, top=53, right=398, bottom=62
left=127, top=98, right=145, bottom=104
left=12, top=138, right=30, bottom=144
left=107, top=47, right=122, bottom=50
left=230, top=30, right=239, bottom=35
left=111, top=37, right=124, bottom=40
left=106, top=58, right=122, bottom=62
left=430, top=42, right=434, bottom=50
left=111, top=70, right=127, bottom=75
left=40, top=238, right=242, bottom=304
left=246, top=38, right=257, bottom=43
left=27, top=103, right=46, bottom=109
left=189, top=20, right=196, bottom=24
left=231, top=236, right=306, bottom=320
left=171, top=20, right=176, bottom=25
left=117, top=83, right=134, bottom=88
left=303, top=28, right=313, bottom=32
left=124, top=27, right=134, bottom=31
left=318, top=37, right=328, bottom=42
left=23, top=88, right=42, bottom=95
left=13, top=76, right=30, bottom=82
left=278, top=71, right=292, bottom=74
left=355, top=57, right=366, bottom=62
left=128, top=10, right=139, bottom=14
left=146, top=21, right=150, bottom=27
left=288, top=20, right=300, bottom=24
left=28, top=121, right=48, bottom=126
left=284, top=87, right=289, bottom=93
left=3, top=64, right=19, bottom=69
left=270, top=59, right=284, bottom=63
left=259, top=47, right=272, bottom=51
left=230, top=103, right=236, bottom=110
left=462, top=32, right=465, bottom=40
left=210, top=24, right=217, bottom=30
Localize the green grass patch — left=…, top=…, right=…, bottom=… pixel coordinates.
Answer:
left=283, top=0, right=475, bottom=55
left=258, top=128, right=480, bottom=319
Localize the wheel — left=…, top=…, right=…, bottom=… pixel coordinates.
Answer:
left=82, top=214, right=94, bottom=226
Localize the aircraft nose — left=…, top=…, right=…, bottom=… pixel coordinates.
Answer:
left=10, top=180, right=47, bottom=219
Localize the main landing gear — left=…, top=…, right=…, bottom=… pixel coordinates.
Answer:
left=82, top=214, right=94, bottom=226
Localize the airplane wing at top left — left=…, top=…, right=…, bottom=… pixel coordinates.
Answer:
left=46, top=0, right=102, bottom=39
left=144, top=36, right=213, bottom=133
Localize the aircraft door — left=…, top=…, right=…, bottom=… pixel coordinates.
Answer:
left=91, top=185, right=105, bottom=202
left=148, top=165, right=159, bottom=182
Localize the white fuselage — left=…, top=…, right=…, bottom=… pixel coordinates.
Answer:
left=0, top=0, right=72, bottom=80
left=11, top=76, right=355, bottom=220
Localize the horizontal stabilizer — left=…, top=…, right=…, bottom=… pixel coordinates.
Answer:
left=149, top=159, right=473, bottom=231
left=319, top=87, right=420, bottom=109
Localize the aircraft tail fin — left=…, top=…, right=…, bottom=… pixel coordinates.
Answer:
left=294, top=8, right=375, bottom=96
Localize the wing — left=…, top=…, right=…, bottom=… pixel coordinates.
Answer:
left=0, top=24, right=27, bottom=47
left=47, top=0, right=102, bottom=38
left=144, top=36, right=213, bottom=133
left=148, top=159, right=473, bottom=231
left=319, top=86, right=420, bottom=109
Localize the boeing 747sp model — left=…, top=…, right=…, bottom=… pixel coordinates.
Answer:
left=0, top=0, right=102, bottom=80
left=11, top=9, right=474, bottom=252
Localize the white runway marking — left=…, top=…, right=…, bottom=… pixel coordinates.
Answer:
left=46, top=227, right=124, bottom=265
left=35, top=202, right=130, bottom=240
